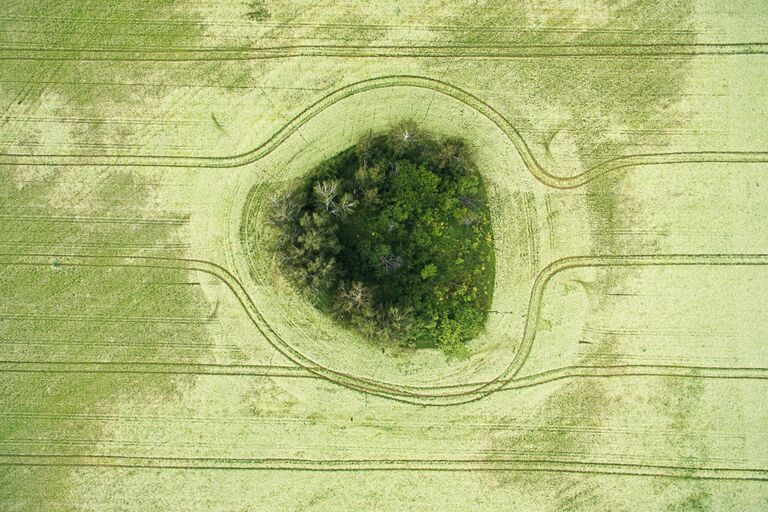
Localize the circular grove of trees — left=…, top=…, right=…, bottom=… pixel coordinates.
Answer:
left=266, top=121, right=495, bottom=355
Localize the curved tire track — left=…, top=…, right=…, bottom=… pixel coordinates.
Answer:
left=2, top=252, right=768, bottom=406
left=2, top=75, right=766, bottom=189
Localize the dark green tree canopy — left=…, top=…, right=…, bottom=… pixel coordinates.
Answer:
left=267, top=122, right=495, bottom=354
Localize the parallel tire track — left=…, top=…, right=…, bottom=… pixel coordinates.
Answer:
left=0, top=453, right=765, bottom=480
left=1, top=42, right=767, bottom=61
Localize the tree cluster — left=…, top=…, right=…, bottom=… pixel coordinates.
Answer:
left=267, top=122, right=495, bottom=354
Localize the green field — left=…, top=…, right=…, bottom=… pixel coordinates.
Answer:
left=1, top=1, right=768, bottom=510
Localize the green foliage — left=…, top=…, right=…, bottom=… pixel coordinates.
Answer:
left=269, top=122, right=495, bottom=351
left=420, top=264, right=438, bottom=280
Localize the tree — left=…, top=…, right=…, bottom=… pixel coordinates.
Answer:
left=313, top=179, right=339, bottom=211
left=387, top=120, right=419, bottom=156
left=305, top=255, right=337, bottom=292
left=297, top=212, right=340, bottom=254
left=269, top=192, right=301, bottom=224
left=378, top=254, right=403, bottom=273
left=356, top=131, right=375, bottom=166
left=362, top=187, right=379, bottom=205
left=380, top=306, right=413, bottom=340
left=434, top=137, right=470, bottom=169
left=354, top=165, right=383, bottom=187
left=331, top=192, right=356, bottom=219
left=335, top=281, right=371, bottom=314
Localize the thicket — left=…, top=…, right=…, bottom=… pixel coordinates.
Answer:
left=268, top=122, right=495, bottom=355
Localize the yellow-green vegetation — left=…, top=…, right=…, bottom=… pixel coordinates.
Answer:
left=265, top=123, right=494, bottom=353
left=1, top=0, right=768, bottom=511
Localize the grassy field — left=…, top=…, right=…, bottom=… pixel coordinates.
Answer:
left=1, top=0, right=768, bottom=510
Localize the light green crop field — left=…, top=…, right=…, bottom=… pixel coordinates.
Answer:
left=1, top=1, right=768, bottom=510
